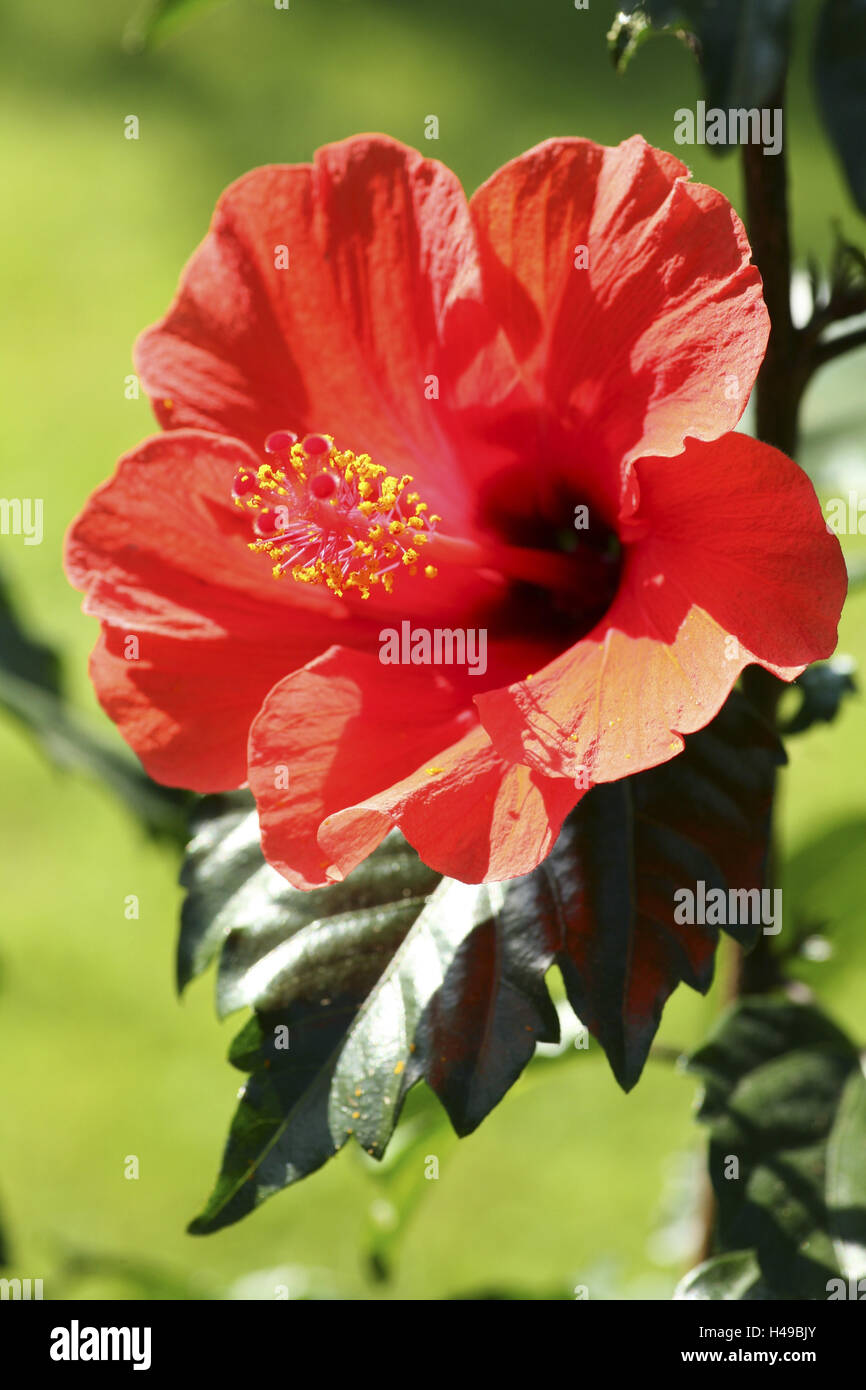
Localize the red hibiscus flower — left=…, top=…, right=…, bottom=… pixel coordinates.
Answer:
left=65, top=134, right=846, bottom=888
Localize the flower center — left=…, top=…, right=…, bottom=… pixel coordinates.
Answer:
left=233, top=432, right=441, bottom=599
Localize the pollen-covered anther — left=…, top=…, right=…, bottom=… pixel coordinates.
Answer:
left=238, top=431, right=441, bottom=598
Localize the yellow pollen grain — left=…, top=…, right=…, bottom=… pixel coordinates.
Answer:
left=425, top=766, right=444, bottom=775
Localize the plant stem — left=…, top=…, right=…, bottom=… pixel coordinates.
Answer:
left=742, top=84, right=805, bottom=460
left=694, top=84, right=801, bottom=1267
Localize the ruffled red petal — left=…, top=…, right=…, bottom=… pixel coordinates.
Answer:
left=135, top=136, right=514, bottom=534
left=477, top=434, right=847, bottom=783
left=248, top=646, right=579, bottom=887
left=65, top=431, right=356, bottom=633
left=89, top=625, right=299, bottom=791
left=65, top=431, right=359, bottom=789
left=469, top=136, right=769, bottom=520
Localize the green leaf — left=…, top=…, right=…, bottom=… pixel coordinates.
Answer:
left=826, top=1069, right=866, bottom=1280
left=407, top=881, right=561, bottom=1134
left=778, top=656, right=857, bottom=735
left=674, top=1249, right=773, bottom=1299
left=177, top=792, right=261, bottom=993
left=183, top=690, right=782, bottom=1229
left=189, top=871, right=503, bottom=1233
left=179, top=799, right=441, bottom=1001
left=123, top=0, right=228, bottom=52
left=607, top=8, right=660, bottom=71
left=217, top=837, right=442, bottom=1025
left=0, top=572, right=190, bottom=843
left=612, top=2, right=795, bottom=116
left=815, top=0, right=866, bottom=214
left=517, top=690, right=783, bottom=1090
left=782, top=818, right=866, bottom=1000
left=688, top=997, right=865, bottom=1297
left=0, top=570, right=61, bottom=697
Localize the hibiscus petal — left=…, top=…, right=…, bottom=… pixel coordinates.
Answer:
left=66, top=431, right=349, bottom=789
left=89, top=625, right=299, bottom=792
left=247, top=647, right=578, bottom=888
left=364, top=724, right=580, bottom=884
left=469, top=135, right=769, bottom=518
left=65, top=430, right=356, bottom=637
left=476, top=434, right=847, bottom=783
left=135, top=136, right=507, bottom=528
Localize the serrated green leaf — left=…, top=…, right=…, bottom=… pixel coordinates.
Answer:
left=183, top=689, right=783, bottom=1230
left=176, top=792, right=261, bottom=992
left=217, top=835, right=441, bottom=1020
left=409, top=882, right=562, bottom=1135
left=178, top=798, right=438, bottom=999
left=328, top=878, right=502, bottom=1154
left=189, top=875, right=501, bottom=1233
left=826, top=1068, right=866, bottom=1279
left=674, top=1249, right=770, bottom=1299
left=512, top=690, right=783, bottom=1090
left=688, top=998, right=865, bottom=1297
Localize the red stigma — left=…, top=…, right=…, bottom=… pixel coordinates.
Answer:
left=309, top=471, right=339, bottom=501
left=302, top=433, right=331, bottom=456
left=254, top=508, right=286, bottom=538
left=232, top=471, right=257, bottom=498
left=264, top=430, right=298, bottom=455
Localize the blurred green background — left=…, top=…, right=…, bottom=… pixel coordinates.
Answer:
left=0, top=0, right=863, bottom=1300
